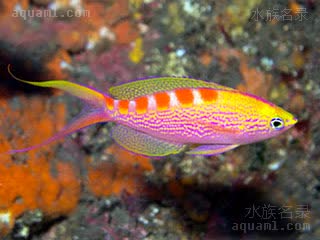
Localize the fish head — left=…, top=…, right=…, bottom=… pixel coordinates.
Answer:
left=239, top=93, right=298, bottom=143
left=270, top=107, right=298, bottom=131
left=266, top=105, right=298, bottom=135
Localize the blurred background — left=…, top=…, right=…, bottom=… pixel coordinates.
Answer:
left=0, top=0, right=319, bottom=239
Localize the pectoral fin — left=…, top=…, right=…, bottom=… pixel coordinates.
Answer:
left=111, top=125, right=186, bottom=157
left=187, top=144, right=239, bottom=156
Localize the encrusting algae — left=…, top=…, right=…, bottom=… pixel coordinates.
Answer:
left=0, top=0, right=151, bottom=235
left=0, top=96, right=80, bottom=236
left=0, top=84, right=155, bottom=236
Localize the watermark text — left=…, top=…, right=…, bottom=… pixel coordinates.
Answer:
left=251, top=7, right=308, bottom=21
left=232, top=204, right=311, bottom=233
left=12, top=8, right=90, bottom=20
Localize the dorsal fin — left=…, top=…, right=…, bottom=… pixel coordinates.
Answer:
left=109, top=77, right=234, bottom=100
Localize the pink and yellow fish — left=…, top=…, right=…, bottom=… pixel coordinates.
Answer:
left=7, top=66, right=297, bottom=156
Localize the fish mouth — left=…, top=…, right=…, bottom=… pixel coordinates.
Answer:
left=287, top=117, right=298, bottom=127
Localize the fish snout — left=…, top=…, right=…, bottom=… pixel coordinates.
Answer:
left=286, top=116, right=298, bottom=127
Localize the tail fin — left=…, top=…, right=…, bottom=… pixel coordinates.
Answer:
left=6, top=65, right=111, bottom=154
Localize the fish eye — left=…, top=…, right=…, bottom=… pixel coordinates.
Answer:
left=270, top=117, right=284, bottom=130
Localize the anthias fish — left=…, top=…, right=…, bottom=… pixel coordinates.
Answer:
left=7, top=66, right=297, bottom=156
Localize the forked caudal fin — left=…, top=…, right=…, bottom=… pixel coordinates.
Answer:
left=5, top=65, right=111, bottom=154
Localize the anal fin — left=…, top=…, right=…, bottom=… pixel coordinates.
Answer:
left=111, top=125, right=185, bottom=157
left=187, top=144, right=239, bottom=156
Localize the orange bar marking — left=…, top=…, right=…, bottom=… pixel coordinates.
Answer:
left=175, top=89, right=193, bottom=107
left=105, top=96, right=114, bottom=110
left=135, top=96, right=148, bottom=114
left=154, top=92, right=170, bottom=111
left=118, top=100, right=129, bottom=114
left=198, top=88, right=217, bottom=103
